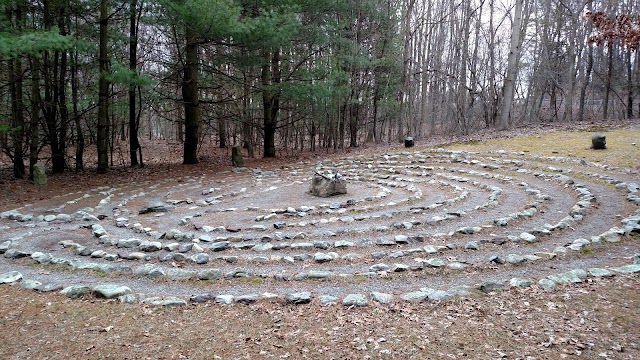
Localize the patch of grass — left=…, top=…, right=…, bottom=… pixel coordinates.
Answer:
left=237, top=276, right=264, bottom=285
left=446, top=127, right=640, bottom=169
left=338, top=275, right=369, bottom=284
left=579, top=245, right=596, bottom=255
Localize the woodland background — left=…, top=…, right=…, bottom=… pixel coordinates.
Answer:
left=1, top=0, right=638, bottom=177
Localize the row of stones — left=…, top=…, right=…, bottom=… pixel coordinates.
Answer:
left=4, top=199, right=636, bottom=287
left=1, top=255, right=639, bottom=308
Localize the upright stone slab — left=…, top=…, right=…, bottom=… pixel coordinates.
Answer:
left=231, top=145, right=244, bottom=167
left=33, top=163, right=47, bottom=186
left=591, top=133, right=606, bottom=150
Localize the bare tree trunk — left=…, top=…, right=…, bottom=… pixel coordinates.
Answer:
left=262, top=49, right=280, bottom=158
left=626, top=48, right=633, bottom=119
left=602, top=43, right=613, bottom=120
left=498, top=0, right=524, bottom=130
left=182, top=24, right=200, bottom=164
left=129, top=0, right=141, bottom=166
left=29, top=57, right=42, bottom=179
left=97, top=0, right=110, bottom=173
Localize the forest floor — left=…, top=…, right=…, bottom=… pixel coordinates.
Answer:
left=0, top=120, right=639, bottom=359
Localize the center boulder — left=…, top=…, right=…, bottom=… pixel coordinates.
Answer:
left=309, top=171, right=347, bottom=198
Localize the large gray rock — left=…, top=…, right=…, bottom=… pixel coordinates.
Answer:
left=33, top=163, right=47, bottom=185
left=309, top=172, right=347, bottom=198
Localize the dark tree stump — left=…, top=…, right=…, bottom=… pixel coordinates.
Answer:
left=404, top=137, right=414, bottom=148
left=591, top=134, right=606, bottom=150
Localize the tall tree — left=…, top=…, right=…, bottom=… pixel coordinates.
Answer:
left=498, top=0, right=525, bottom=130
left=97, top=0, right=110, bottom=173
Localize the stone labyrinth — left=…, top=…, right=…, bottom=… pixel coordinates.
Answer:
left=1, top=148, right=639, bottom=307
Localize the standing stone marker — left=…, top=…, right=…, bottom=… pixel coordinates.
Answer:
left=404, top=137, right=414, bottom=148
left=231, top=145, right=244, bottom=167
left=33, top=163, right=47, bottom=186
left=591, top=133, right=606, bottom=150
left=309, top=171, right=347, bottom=197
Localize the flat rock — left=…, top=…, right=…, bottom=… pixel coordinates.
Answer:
left=0, top=271, right=22, bottom=284
left=506, top=254, right=526, bottom=264
left=424, top=258, right=445, bottom=267
left=610, top=264, right=640, bottom=274
left=144, top=297, right=187, bottom=306
left=371, top=291, right=394, bottom=304
left=479, top=281, right=505, bottom=293
left=519, top=232, right=537, bottom=243
left=61, top=285, right=92, bottom=299
left=93, top=284, right=132, bottom=299
left=342, top=293, right=368, bottom=307
left=509, top=278, right=533, bottom=288
left=285, top=292, right=312, bottom=305
left=20, top=279, right=42, bottom=289
left=319, top=295, right=338, bottom=305
left=369, top=263, right=390, bottom=272
left=588, top=268, right=615, bottom=277
left=215, top=295, right=234, bottom=304
left=400, top=291, right=428, bottom=302
left=538, top=278, right=556, bottom=289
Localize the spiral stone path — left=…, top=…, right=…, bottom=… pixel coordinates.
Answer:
left=1, top=147, right=639, bottom=307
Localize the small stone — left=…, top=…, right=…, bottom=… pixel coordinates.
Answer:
left=509, top=278, right=533, bottom=288
left=0, top=271, right=23, bottom=284
left=424, top=258, right=445, bottom=267
left=342, top=293, right=368, bottom=307
left=506, top=254, right=526, bottom=264
left=391, top=263, right=409, bottom=272
left=538, top=278, right=556, bottom=290
left=20, top=279, right=42, bottom=289
left=588, top=268, right=615, bottom=277
left=423, top=245, right=438, bottom=254
left=61, top=285, right=92, bottom=299
left=400, top=291, right=428, bottom=303
left=371, top=292, right=394, bottom=304
left=479, top=281, right=505, bottom=293
left=285, top=292, right=312, bottom=305
left=210, top=241, right=230, bottom=252
left=252, top=243, right=273, bottom=252
left=319, top=295, right=338, bottom=305
left=93, top=284, right=132, bottom=299
left=369, top=263, right=390, bottom=272
left=215, top=295, right=234, bottom=304
left=519, top=232, right=536, bottom=243
left=314, top=252, right=333, bottom=263
left=235, top=294, right=259, bottom=305
left=192, top=253, right=209, bottom=264
left=145, top=297, right=187, bottom=307
left=465, top=241, right=478, bottom=250
left=394, top=235, right=409, bottom=244
left=198, top=269, right=222, bottom=280
left=334, top=240, right=354, bottom=248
